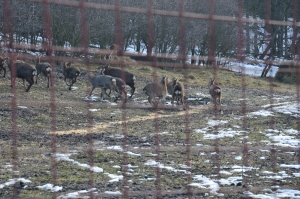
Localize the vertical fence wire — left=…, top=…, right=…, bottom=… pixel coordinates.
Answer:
left=145, top=1, right=163, bottom=198
left=146, top=1, right=162, bottom=198
left=79, top=0, right=96, bottom=197
left=207, top=0, right=221, bottom=188
left=41, top=1, right=59, bottom=199
left=264, top=0, right=278, bottom=193
left=292, top=0, right=300, bottom=172
left=178, top=0, right=192, bottom=198
left=111, top=1, right=130, bottom=198
left=3, top=1, right=20, bottom=198
left=237, top=0, right=250, bottom=193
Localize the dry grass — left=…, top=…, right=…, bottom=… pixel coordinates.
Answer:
left=0, top=57, right=299, bottom=198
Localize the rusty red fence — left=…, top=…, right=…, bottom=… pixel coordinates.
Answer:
left=0, top=0, right=300, bottom=199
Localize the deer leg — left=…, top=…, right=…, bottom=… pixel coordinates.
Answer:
left=35, top=74, right=38, bottom=84
left=69, top=79, right=76, bottom=90
left=129, top=86, right=135, bottom=98
left=49, top=73, right=53, bottom=87
left=89, top=87, right=95, bottom=97
left=11, top=77, right=16, bottom=88
left=46, top=76, right=50, bottom=88
left=68, top=80, right=74, bottom=90
left=101, top=88, right=106, bottom=101
left=25, top=78, right=34, bottom=92
left=148, top=96, right=152, bottom=104
left=23, top=79, right=27, bottom=88
left=104, top=88, right=111, bottom=98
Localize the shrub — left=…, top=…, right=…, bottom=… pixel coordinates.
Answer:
left=274, top=65, right=297, bottom=84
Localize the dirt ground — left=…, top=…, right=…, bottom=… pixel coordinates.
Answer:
left=0, top=65, right=299, bottom=198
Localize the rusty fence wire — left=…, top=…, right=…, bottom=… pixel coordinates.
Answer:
left=0, top=0, right=300, bottom=198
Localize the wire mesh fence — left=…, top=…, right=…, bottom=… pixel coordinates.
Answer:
left=0, top=0, right=300, bottom=198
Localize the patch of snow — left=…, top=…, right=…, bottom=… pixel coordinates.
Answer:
left=54, top=153, right=103, bottom=173
left=207, top=120, right=228, bottom=126
left=104, top=191, right=122, bottom=195
left=189, top=175, right=220, bottom=194
left=57, top=188, right=97, bottom=199
left=216, top=176, right=243, bottom=186
left=105, top=173, right=123, bottom=182
left=37, top=183, right=63, bottom=192
left=107, top=146, right=123, bottom=151
left=203, top=129, right=245, bottom=139
left=17, top=106, right=27, bottom=109
left=89, top=109, right=100, bottom=112
left=280, top=164, right=300, bottom=169
left=0, top=178, right=31, bottom=189
left=124, top=151, right=141, bottom=156
left=248, top=110, right=274, bottom=117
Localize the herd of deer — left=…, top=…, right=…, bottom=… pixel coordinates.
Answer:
left=0, top=55, right=222, bottom=106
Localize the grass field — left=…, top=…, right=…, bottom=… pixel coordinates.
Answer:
left=0, top=58, right=299, bottom=198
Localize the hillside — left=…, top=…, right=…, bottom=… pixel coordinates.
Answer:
left=0, top=59, right=299, bottom=198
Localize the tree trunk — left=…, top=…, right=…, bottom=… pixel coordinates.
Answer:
left=190, top=45, right=196, bottom=65
left=261, top=64, right=272, bottom=77
left=245, top=13, right=250, bottom=54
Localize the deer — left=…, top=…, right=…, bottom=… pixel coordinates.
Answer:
left=209, top=78, right=222, bottom=105
left=171, top=79, right=185, bottom=105
left=89, top=75, right=124, bottom=102
left=143, top=76, right=168, bottom=104
left=6, top=57, right=37, bottom=92
left=98, top=65, right=136, bottom=98
left=62, top=61, right=80, bottom=90
left=0, top=56, right=8, bottom=77
left=35, top=55, right=53, bottom=88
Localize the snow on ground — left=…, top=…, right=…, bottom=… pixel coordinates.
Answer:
left=0, top=178, right=31, bottom=189
left=234, top=62, right=278, bottom=77
left=37, top=184, right=63, bottom=192
left=191, top=94, right=299, bottom=197
left=4, top=93, right=296, bottom=198
left=1, top=64, right=299, bottom=198
left=3, top=94, right=298, bottom=198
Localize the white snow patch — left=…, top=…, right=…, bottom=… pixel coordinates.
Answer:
left=107, top=146, right=123, bottom=151
left=104, top=191, right=122, bottom=195
left=124, top=151, right=141, bottom=156
left=189, top=175, right=220, bottom=194
left=54, top=153, right=103, bottom=173
left=17, top=106, right=27, bottom=109
left=248, top=110, right=274, bottom=117
left=0, top=178, right=31, bottom=189
left=57, top=188, right=97, bottom=199
left=280, top=164, right=300, bottom=169
left=37, top=183, right=63, bottom=192
left=207, top=120, right=228, bottom=126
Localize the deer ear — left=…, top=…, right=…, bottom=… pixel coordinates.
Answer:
left=67, top=62, right=71, bottom=67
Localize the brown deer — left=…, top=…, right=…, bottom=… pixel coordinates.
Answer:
left=209, top=78, right=222, bottom=105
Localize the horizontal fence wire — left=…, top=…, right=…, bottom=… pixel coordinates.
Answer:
left=0, top=0, right=300, bottom=199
